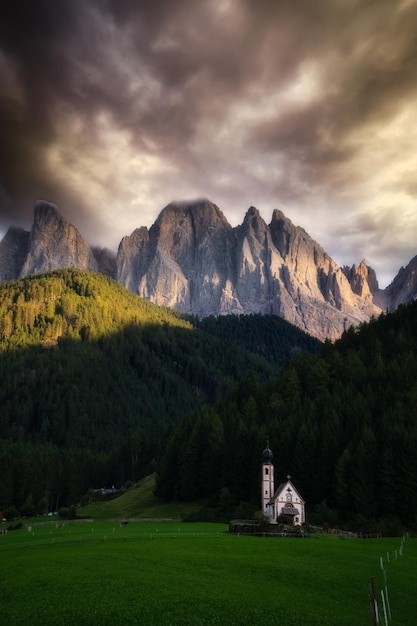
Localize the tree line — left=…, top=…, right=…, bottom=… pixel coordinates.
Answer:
left=0, top=269, right=317, bottom=513
left=5, top=267, right=414, bottom=531
left=156, top=302, right=417, bottom=530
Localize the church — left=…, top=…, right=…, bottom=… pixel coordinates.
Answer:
left=261, top=442, right=305, bottom=525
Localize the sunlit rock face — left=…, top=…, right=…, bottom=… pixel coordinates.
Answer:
left=20, top=201, right=98, bottom=277
left=117, top=200, right=383, bottom=341
left=118, top=199, right=238, bottom=316
left=342, top=260, right=378, bottom=299
left=1, top=198, right=416, bottom=341
left=232, top=207, right=381, bottom=341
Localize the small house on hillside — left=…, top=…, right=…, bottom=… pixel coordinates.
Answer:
left=261, top=443, right=305, bottom=525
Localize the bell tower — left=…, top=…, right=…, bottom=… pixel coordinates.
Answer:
left=261, top=439, right=274, bottom=519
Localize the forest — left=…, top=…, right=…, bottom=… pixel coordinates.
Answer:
left=0, top=269, right=318, bottom=515
left=1, top=268, right=416, bottom=531
left=156, top=301, right=417, bottom=531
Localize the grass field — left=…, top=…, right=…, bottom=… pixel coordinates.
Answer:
left=0, top=520, right=415, bottom=625
left=78, top=475, right=206, bottom=521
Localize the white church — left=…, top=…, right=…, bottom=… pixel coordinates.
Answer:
left=261, top=442, right=305, bottom=525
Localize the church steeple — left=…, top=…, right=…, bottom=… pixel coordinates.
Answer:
left=261, top=438, right=274, bottom=518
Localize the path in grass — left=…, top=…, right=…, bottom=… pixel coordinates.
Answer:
left=0, top=521, right=415, bottom=625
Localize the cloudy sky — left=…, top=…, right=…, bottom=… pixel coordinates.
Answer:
left=1, top=0, right=417, bottom=287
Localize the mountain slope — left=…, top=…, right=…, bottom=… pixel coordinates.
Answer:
left=117, top=200, right=382, bottom=340
left=0, top=268, right=319, bottom=513
left=0, top=227, right=30, bottom=282
left=384, top=254, right=417, bottom=309
left=21, top=201, right=98, bottom=276
left=0, top=269, right=281, bottom=450
left=193, top=313, right=319, bottom=368
left=1, top=199, right=417, bottom=341
left=117, top=199, right=237, bottom=313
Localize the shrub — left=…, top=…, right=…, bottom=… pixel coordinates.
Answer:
left=253, top=510, right=271, bottom=525
left=58, top=506, right=78, bottom=519
left=3, top=505, right=19, bottom=521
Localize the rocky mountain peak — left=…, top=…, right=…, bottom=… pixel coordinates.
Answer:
left=153, top=198, right=230, bottom=233
left=117, top=227, right=152, bottom=293
left=33, top=199, right=60, bottom=223
left=342, top=260, right=379, bottom=299
left=242, top=206, right=268, bottom=237
left=122, top=199, right=237, bottom=316
left=19, top=200, right=98, bottom=278
left=269, top=208, right=304, bottom=259
left=1, top=199, right=416, bottom=341
left=0, top=226, right=30, bottom=282
left=244, top=206, right=261, bottom=221
left=92, top=247, right=117, bottom=278
left=385, top=254, right=417, bottom=309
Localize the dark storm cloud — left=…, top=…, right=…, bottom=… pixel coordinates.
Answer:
left=0, top=0, right=250, bottom=229
left=0, top=0, right=416, bottom=284
left=0, top=0, right=94, bottom=231
left=247, top=0, right=417, bottom=190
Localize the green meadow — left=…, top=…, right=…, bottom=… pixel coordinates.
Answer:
left=0, top=521, right=415, bottom=625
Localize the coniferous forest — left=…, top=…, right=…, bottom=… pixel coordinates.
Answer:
left=0, top=269, right=317, bottom=515
left=1, top=268, right=416, bottom=531
left=157, top=302, right=417, bottom=530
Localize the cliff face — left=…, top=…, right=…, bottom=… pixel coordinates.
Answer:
left=117, top=200, right=381, bottom=340
left=0, top=227, right=30, bottom=282
left=19, top=201, right=98, bottom=277
left=384, top=255, right=417, bottom=309
left=1, top=198, right=416, bottom=341
left=117, top=199, right=238, bottom=315
left=117, top=200, right=380, bottom=339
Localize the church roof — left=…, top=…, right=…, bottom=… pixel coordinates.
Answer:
left=281, top=506, right=300, bottom=516
left=268, top=479, right=305, bottom=505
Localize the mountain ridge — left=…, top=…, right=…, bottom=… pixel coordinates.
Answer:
left=1, top=198, right=416, bottom=341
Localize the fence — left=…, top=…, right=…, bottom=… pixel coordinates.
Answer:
left=368, top=534, right=408, bottom=625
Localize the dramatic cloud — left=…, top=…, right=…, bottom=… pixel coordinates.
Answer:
left=1, top=0, right=417, bottom=286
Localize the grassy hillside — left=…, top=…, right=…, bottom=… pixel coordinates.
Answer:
left=78, top=475, right=205, bottom=520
